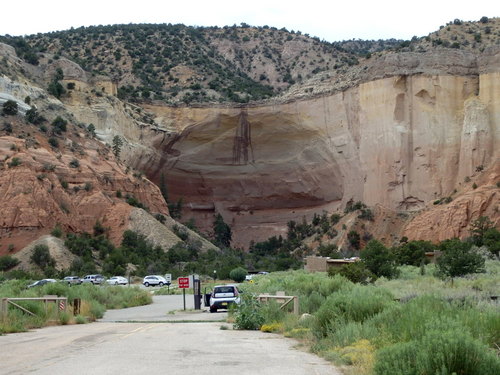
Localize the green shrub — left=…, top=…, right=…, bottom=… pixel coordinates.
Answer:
left=48, top=137, right=59, bottom=148
left=88, top=301, right=106, bottom=321
left=25, top=108, right=44, bottom=124
left=328, top=262, right=374, bottom=284
left=51, top=116, right=67, bottom=134
left=51, top=225, right=63, bottom=238
left=437, top=239, right=485, bottom=278
left=394, top=240, right=433, bottom=266
left=229, top=267, right=247, bottom=282
left=300, top=290, right=325, bottom=313
left=172, top=224, right=188, bottom=240
left=313, top=285, right=394, bottom=338
left=125, top=195, right=146, bottom=209
left=234, top=295, right=265, bottom=330
left=0, top=255, right=20, bottom=271
left=7, top=157, right=22, bottom=168
left=30, top=244, right=55, bottom=268
left=74, top=314, right=87, bottom=324
left=347, top=230, right=361, bottom=249
left=154, top=213, right=166, bottom=223
left=2, top=100, right=18, bottom=116
left=361, top=240, right=398, bottom=279
left=58, top=311, right=71, bottom=325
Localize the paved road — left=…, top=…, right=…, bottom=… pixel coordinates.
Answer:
left=0, top=295, right=341, bottom=375
left=100, top=294, right=227, bottom=322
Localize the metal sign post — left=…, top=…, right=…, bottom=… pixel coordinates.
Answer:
left=165, top=274, right=172, bottom=294
left=178, top=277, right=190, bottom=310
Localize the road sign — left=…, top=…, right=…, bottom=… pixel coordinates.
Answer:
left=178, top=277, right=190, bottom=289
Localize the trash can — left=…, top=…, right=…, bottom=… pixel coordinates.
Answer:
left=204, top=293, right=211, bottom=307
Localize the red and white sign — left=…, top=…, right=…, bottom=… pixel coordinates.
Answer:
left=178, top=277, right=190, bottom=289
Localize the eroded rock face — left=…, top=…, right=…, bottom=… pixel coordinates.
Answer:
left=0, top=135, right=168, bottom=255
left=403, top=164, right=499, bottom=242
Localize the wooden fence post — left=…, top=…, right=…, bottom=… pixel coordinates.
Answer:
left=293, top=296, right=299, bottom=315
left=1, top=298, right=8, bottom=319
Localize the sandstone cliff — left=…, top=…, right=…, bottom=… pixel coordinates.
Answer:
left=81, top=49, right=494, bottom=248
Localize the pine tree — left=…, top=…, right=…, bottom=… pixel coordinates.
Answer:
left=112, top=135, right=123, bottom=158
left=213, top=213, right=232, bottom=248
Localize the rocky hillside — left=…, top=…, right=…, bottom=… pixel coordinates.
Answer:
left=0, top=53, right=215, bottom=259
left=0, top=18, right=499, bottom=254
left=0, top=23, right=400, bottom=104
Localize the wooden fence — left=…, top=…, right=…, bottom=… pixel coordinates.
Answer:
left=1, top=295, right=67, bottom=318
left=257, top=291, right=299, bottom=315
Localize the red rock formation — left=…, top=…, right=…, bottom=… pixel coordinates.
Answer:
left=403, top=163, right=499, bottom=242
left=0, top=135, right=168, bottom=255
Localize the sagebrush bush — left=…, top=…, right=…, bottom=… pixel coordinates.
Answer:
left=59, top=311, right=71, bottom=325
left=74, top=314, right=87, bottom=324
left=374, top=329, right=500, bottom=375
left=368, top=295, right=500, bottom=347
left=313, top=285, right=395, bottom=338
left=300, top=290, right=325, bottom=313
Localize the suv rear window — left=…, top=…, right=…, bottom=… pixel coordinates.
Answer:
left=214, top=286, right=235, bottom=294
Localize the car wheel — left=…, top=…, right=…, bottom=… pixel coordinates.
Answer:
left=114, top=281, right=118, bottom=285
left=210, top=307, right=217, bottom=313
left=144, top=282, right=149, bottom=287
left=159, top=282, right=164, bottom=287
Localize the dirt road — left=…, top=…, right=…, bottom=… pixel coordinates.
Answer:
left=0, top=295, right=341, bottom=375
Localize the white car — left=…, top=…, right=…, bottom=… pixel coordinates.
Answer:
left=106, top=276, right=128, bottom=285
left=209, top=285, right=241, bottom=313
left=143, top=275, right=168, bottom=287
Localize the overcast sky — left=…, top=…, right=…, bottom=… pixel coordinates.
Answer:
left=1, top=0, right=497, bottom=42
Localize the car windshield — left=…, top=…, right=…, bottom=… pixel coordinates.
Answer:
left=214, top=286, right=235, bottom=294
